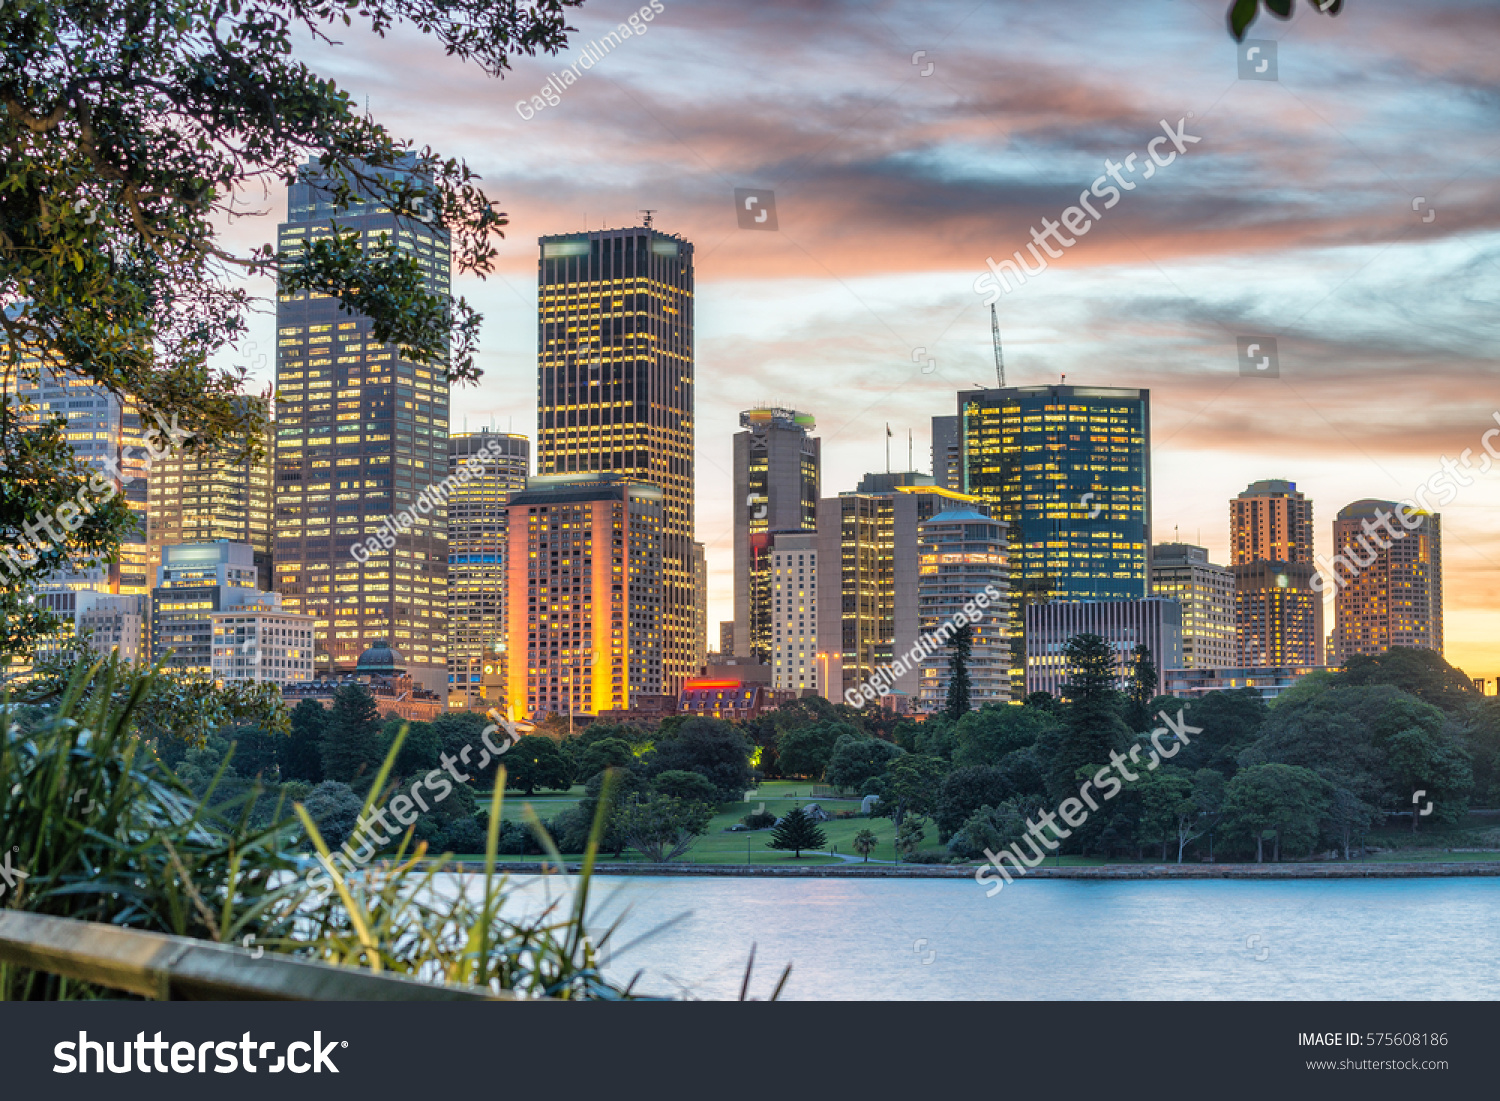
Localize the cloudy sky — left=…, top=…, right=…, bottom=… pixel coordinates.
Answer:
left=230, top=0, right=1500, bottom=679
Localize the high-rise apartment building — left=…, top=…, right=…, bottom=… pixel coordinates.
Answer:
left=931, top=414, right=962, bottom=492
left=916, top=509, right=1010, bottom=709
left=446, top=429, right=529, bottom=709
left=1230, top=480, right=1320, bottom=666
left=148, top=433, right=273, bottom=591
left=1150, top=542, right=1235, bottom=668
left=13, top=364, right=151, bottom=595
left=692, top=540, right=708, bottom=670
left=271, top=159, right=452, bottom=693
left=815, top=472, right=980, bottom=702
left=769, top=532, right=820, bottom=693
left=1329, top=499, right=1442, bottom=663
left=733, top=407, right=819, bottom=662
left=960, top=384, right=1151, bottom=695
left=505, top=474, right=664, bottom=721
left=535, top=226, right=695, bottom=692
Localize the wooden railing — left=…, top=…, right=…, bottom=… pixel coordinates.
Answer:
left=0, top=911, right=505, bottom=1000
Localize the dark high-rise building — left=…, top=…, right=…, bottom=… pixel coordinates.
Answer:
left=272, top=159, right=452, bottom=693
left=447, top=429, right=529, bottom=710
left=536, top=226, right=695, bottom=691
left=960, top=384, right=1151, bottom=696
left=931, top=414, right=962, bottom=492
left=1329, top=499, right=1442, bottom=663
left=733, top=407, right=820, bottom=662
left=1230, top=479, right=1320, bottom=666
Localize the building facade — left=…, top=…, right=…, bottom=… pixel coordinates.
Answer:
left=210, top=598, right=316, bottom=686
left=1165, top=664, right=1329, bottom=701
left=150, top=542, right=264, bottom=675
left=535, top=226, right=695, bottom=692
left=1329, top=499, right=1443, bottom=663
left=1150, top=542, right=1235, bottom=668
left=148, top=433, right=273, bottom=593
left=732, top=407, right=820, bottom=662
left=446, top=429, right=529, bottom=709
left=769, top=531, right=820, bottom=693
left=960, top=384, right=1151, bottom=697
left=1023, top=598, right=1182, bottom=699
left=931, top=414, right=962, bottom=492
left=916, top=509, right=1010, bottom=710
left=272, top=158, right=452, bottom=692
left=505, top=475, right=664, bottom=721
left=1231, top=480, right=1320, bottom=666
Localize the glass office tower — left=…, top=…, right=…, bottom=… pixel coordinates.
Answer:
left=272, top=159, right=451, bottom=692
left=535, top=226, right=695, bottom=692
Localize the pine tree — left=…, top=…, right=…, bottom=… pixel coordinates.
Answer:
left=1126, top=643, right=1159, bottom=732
left=321, top=683, right=382, bottom=785
left=767, top=805, right=828, bottom=859
left=280, top=698, right=329, bottom=783
left=944, top=623, right=974, bottom=720
left=1048, top=632, right=1132, bottom=804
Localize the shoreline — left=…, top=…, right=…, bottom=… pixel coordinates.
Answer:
left=446, top=860, right=1500, bottom=880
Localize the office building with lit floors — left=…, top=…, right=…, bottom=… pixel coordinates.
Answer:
left=1150, top=543, right=1235, bottom=668
left=815, top=473, right=981, bottom=703
left=536, top=224, right=696, bottom=693
left=505, top=475, right=664, bottom=721
left=959, top=384, right=1150, bottom=697
left=916, top=509, right=1011, bottom=710
left=1024, top=599, right=1182, bottom=698
left=446, top=429, right=529, bottom=709
left=211, top=598, right=316, bottom=687
left=733, top=407, right=820, bottom=663
left=1231, top=480, right=1320, bottom=666
left=931, top=414, right=963, bottom=493
left=148, top=431, right=273, bottom=592
left=271, top=157, right=451, bottom=693
left=1328, top=499, right=1442, bottom=663
left=150, top=542, right=266, bottom=675
left=769, top=532, right=820, bottom=693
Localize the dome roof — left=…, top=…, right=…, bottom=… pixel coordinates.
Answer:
left=355, top=639, right=406, bottom=673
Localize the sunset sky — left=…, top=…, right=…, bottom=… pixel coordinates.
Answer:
left=225, top=0, right=1500, bottom=681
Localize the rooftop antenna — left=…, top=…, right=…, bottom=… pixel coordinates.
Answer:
left=990, top=303, right=1005, bottom=388
left=640, top=209, right=657, bottom=229
left=908, top=428, right=913, bottom=472
left=1061, top=372, right=1067, bottom=386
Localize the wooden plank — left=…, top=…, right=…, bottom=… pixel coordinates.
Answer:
left=0, top=911, right=511, bottom=1001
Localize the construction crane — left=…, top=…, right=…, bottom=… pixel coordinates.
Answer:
left=991, top=303, right=1005, bottom=388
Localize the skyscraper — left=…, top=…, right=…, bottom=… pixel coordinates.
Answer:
left=917, top=509, right=1010, bottom=709
left=815, top=472, right=979, bottom=702
left=960, top=384, right=1151, bottom=695
left=1329, top=499, right=1442, bottom=663
left=1150, top=542, right=1235, bottom=668
left=931, top=414, right=962, bottom=492
left=272, top=160, right=452, bottom=693
left=148, top=432, right=273, bottom=591
left=1230, top=479, right=1320, bottom=666
left=770, top=532, right=820, bottom=693
left=505, top=474, right=664, bottom=721
left=733, top=407, right=820, bottom=662
left=536, top=226, right=695, bottom=691
left=446, top=429, right=529, bottom=710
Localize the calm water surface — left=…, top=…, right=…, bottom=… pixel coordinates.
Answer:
left=483, top=874, right=1500, bottom=1000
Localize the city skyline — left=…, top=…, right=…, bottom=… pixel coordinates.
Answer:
left=205, top=0, right=1498, bottom=680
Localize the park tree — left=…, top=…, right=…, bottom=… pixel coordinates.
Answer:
left=300, top=780, right=362, bottom=850
left=944, top=623, right=974, bottom=719
left=874, top=754, right=948, bottom=837
left=1335, top=648, right=1479, bottom=714
left=825, top=732, right=904, bottom=792
left=1047, top=633, right=1131, bottom=802
left=1324, top=787, right=1377, bottom=860
left=1125, top=644, right=1159, bottom=733
left=1222, top=763, right=1332, bottom=862
left=767, top=806, right=827, bottom=859
left=614, top=794, right=715, bottom=862
left=852, top=828, right=879, bottom=863
left=320, top=683, right=382, bottom=785
left=946, top=799, right=1031, bottom=862
left=648, top=718, right=755, bottom=801
left=951, top=705, right=1057, bottom=769
left=1133, top=768, right=1197, bottom=862
left=577, top=737, right=638, bottom=780
left=653, top=769, right=719, bottom=805
left=279, top=699, right=328, bottom=783
left=774, top=721, right=848, bottom=781
left=505, top=735, right=571, bottom=796
left=934, top=765, right=1011, bottom=842
left=0, top=0, right=586, bottom=657
left=1168, top=688, right=1267, bottom=777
